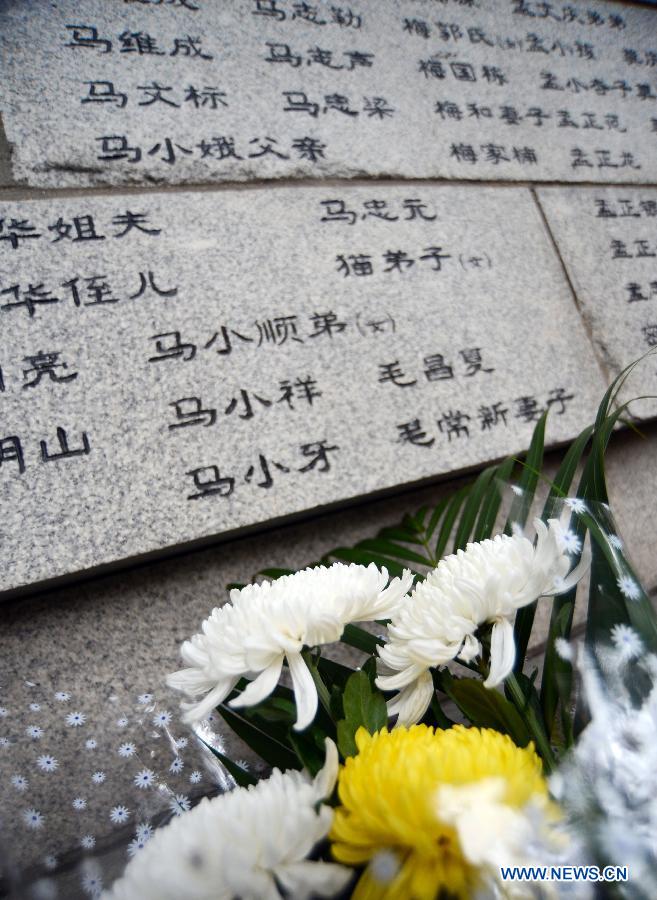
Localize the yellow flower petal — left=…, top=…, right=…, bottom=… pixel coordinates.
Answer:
left=330, top=724, right=551, bottom=899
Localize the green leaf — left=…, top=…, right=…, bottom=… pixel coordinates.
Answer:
left=327, top=547, right=408, bottom=579
left=440, top=673, right=531, bottom=748
left=246, top=695, right=296, bottom=724
left=226, top=582, right=246, bottom=592
left=337, top=720, right=376, bottom=759
left=541, top=591, right=577, bottom=741
left=336, top=669, right=387, bottom=758
left=505, top=673, right=556, bottom=772
left=510, top=414, right=549, bottom=672
left=340, top=624, right=383, bottom=654
left=342, top=670, right=387, bottom=728
left=303, top=652, right=334, bottom=721
left=435, top=486, right=470, bottom=559
left=542, top=425, right=594, bottom=519
left=577, top=398, right=657, bottom=656
left=256, top=567, right=295, bottom=581
left=586, top=535, right=633, bottom=646
left=377, top=525, right=425, bottom=546
left=505, top=411, right=547, bottom=536
left=425, top=498, right=450, bottom=542
left=453, top=466, right=497, bottom=552
left=536, top=425, right=595, bottom=734
left=506, top=671, right=543, bottom=725
left=402, top=511, right=425, bottom=534
left=240, top=706, right=301, bottom=748
left=429, top=673, right=455, bottom=728
left=356, top=539, right=433, bottom=568
left=316, top=656, right=355, bottom=691
left=217, top=705, right=301, bottom=771
left=330, top=685, right=344, bottom=721
left=473, top=458, right=515, bottom=542
left=336, top=720, right=359, bottom=758
left=289, top=729, right=326, bottom=776
left=200, top=740, right=258, bottom=787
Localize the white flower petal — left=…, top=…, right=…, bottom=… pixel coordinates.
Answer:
left=178, top=679, right=239, bottom=725
left=387, top=670, right=434, bottom=726
left=364, top=568, right=414, bottom=619
left=229, top=657, right=284, bottom=709
left=287, top=653, right=318, bottom=732
left=484, top=618, right=516, bottom=688
left=458, top=633, right=481, bottom=663
left=275, top=860, right=352, bottom=899
left=436, top=778, right=530, bottom=869
left=313, top=738, right=339, bottom=800
left=553, top=543, right=592, bottom=595
left=376, top=662, right=426, bottom=692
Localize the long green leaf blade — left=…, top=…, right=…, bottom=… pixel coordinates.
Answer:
left=505, top=412, right=547, bottom=536
left=327, top=548, right=408, bottom=578
left=473, top=458, right=515, bottom=542
left=453, top=466, right=497, bottom=552
left=217, top=706, right=301, bottom=771
left=341, top=623, right=383, bottom=654
left=425, top=498, right=450, bottom=542
left=356, top=539, right=433, bottom=567
left=439, top=673, right=531, bottom=748
left=201, top=740, right=258, bottom=787
left=434, top=486, right=470, bottom=559
left=376, top=526, right=424, bottom=546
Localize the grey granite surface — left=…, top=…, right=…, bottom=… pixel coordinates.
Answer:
left=537, top=186, right=657, bottom=420
left=1, top=0, right=656, bottom=187
left=0, top=184, right=607, bottom=596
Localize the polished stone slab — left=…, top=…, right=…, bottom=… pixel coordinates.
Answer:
left=0, top=184, right=606, bottom=595
left=1, top=0, right=656, bottom=187
left=537, top=186, right=657, bottom=419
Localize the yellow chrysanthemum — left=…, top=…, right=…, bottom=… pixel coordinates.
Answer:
left=330, top=724, right=551, bottom=900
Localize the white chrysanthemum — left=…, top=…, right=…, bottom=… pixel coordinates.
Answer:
left=377, top=519, right=589, bottom=725
left=102, top=740, right=351, bottom=900
left=167, top=563, right=413, bottom=731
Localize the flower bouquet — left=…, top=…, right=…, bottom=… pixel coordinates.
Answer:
left=105, top=359, right=657, bottom=900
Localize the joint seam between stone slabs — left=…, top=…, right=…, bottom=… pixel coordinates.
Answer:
left=530, top=186, right=614, bottom=387
left=2, top=177, right=657, bottom=205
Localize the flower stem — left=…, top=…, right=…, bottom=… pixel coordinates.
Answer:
left=506, top=673, right=557, bottom=773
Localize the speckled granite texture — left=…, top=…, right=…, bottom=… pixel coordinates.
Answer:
left=1, top=0, right=656, bottom=187
left=537, top=187, right=657, bottom=421
left=0, top=185, right=607, bottom=595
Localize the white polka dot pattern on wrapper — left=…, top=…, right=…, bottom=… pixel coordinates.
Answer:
left=0, top=683, right=227, bottom=886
